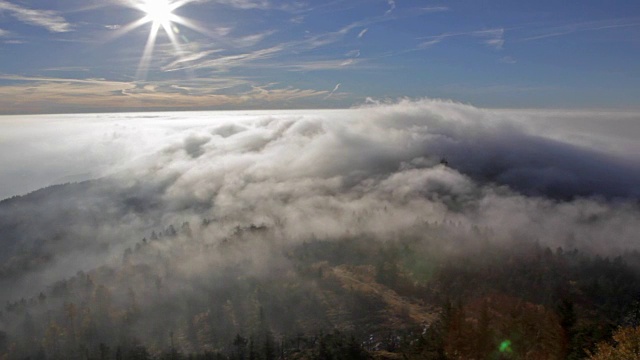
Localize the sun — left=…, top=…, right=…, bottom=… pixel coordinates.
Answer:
left=111, top=0, right=209, bottom=80
left=129, top=0, right=191, bottom=79
left=141, top=0, right=175, bottom=27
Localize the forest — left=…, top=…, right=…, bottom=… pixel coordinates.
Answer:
left=2, top=214, right=640, bottom=360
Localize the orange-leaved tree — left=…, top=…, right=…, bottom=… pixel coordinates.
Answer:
left=588, top=326, right=640, bottom=360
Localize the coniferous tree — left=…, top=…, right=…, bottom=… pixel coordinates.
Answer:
left=233, top=334, right=247, bottom=360
left=248, top=336, right=257, bottom=360
left=263, top=331, right=276, bottom=360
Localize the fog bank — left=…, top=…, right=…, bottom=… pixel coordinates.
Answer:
left=1, top=99, right=640, bottom=302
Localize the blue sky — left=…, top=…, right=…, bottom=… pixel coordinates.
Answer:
left=0, top=0, right=638, bottom=113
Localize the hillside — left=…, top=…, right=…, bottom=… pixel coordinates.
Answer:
left=2, top=216, right=640, bottom=359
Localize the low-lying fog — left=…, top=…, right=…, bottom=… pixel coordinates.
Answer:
left=1, top=99, right=640, bottom=302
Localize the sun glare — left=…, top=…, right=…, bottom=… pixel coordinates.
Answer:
left=142, top=0, right=174, bottom=26
left=111, top=0, right=210, bottom=80
left=124, top=0, right=192, bottom=80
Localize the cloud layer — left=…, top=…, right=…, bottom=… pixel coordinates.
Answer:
left=2, top=99, right=640, bottom=302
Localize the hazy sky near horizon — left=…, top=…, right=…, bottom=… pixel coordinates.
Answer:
left=0, top=0, right=639, bottom=113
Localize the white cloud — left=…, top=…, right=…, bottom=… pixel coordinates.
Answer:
left=500, top=56, right=517, bottom=64
left=290, top=15, right=304, bottom=24
left=284, top=58, right=362, bottom=71
left=473, top=28, right=505, bottom=49
left=3, top=99, right=640, bottom=298
left=4, top=99, right=640, bottom=201
left=165, top=19, right=382, bottom=73
left=42, top=66, right=91, bottom=72
left=385, top=0, right=396, bottom=15
left=211, top=0, right=271, bottom=9
left=163, top=45, right=285, bottom=72
left=420, top=6, right=449, bottom=13
left=418, top=36, right=444, bottom=48
left=345, top=49, right=361, bottom=58
left=162, top=49, right=225, bottom=71
left=519, top=18, right=640, bottom=42
left=324, top=83, right=341, bottom=99
left=0, top=0, right=71, bottom=32
left=0, top=74, right=328, bottom=114
left=419, top=28, right=505, bottom=50
left=358, top=28, right=368, bottom=38
left=302, top=22, right=362, bottom=49
left=234, top=30, right=276, bottom=47
left=247, top=84, right=328, bottom=102
left=207, top=0, right=306, bottom=11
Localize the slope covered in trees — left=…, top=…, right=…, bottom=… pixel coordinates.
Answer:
left=2, top=216, right=640, bottom=359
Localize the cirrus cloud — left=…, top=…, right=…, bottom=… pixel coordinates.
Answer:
left=0, top=0, right=71, bottom=32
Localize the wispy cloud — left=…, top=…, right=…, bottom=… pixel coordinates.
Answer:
left=248, top=84, right=328, bottom=102
left=159, top=20, right=365, bottom=74
left=208, top=0, right=306, bottom=12
left=209, top=0, right=271, bottom=10
left=0, top=74, right=329, bottom=113
left=163, top=45, right=285, bottom=72
left=345, top=49, right=361, bottom=58
left=303, top=22, right=363, bottom=49
left=385, top=0, right=396, bottom=15
left=0, top=1, right=71, bottom=32
left=473, top=28, right=505, bottom=49
left=161, top=11, right=402, bottom=75
left=3, top=39, right=24, bottom=44
left=301, top=15, right=397, bottom=50
left=234, top=30, right=276, bottom=47
left=41, top=66, right=91, bottom=72
left=419, top=28, right=505, bottom=50
left=290, top=15, right=304, bottom=24
left=285, top=58, right=362, bottom=71
left=519, top=18, right=640, bottom=42
left=162, top=50, right=225, bottom=71
left=418, top=36, right=445, bottom=48
left=0, top=74, right=114, bottom=84
left=0, top=28, right=8, bottom=37
left=324, top=83, right=341, bottom=99
left=500, top=56, right=517, bottom=64
left=419, top=6, right=449, bottom=13
left=159, top=9, right=401, bottom=76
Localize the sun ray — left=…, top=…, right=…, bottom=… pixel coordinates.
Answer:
left=163, top=23, right=185, bottom=56
left=104, top=17, right=150, bottom=43
left=170, top=16, right=220, bottom=38
left=136, top=22, right=161, bottom=80
left=110, top=0, right=211, bottom=80
left=168, top=0, right=198, bottom=10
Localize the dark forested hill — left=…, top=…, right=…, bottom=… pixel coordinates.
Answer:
left=2, top=215, right=640, bottom=359
left=0, top=178, right=189, bottom=303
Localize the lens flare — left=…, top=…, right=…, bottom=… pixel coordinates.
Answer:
left=499, top=340, right=512, bottom=353
left=109, top=0, right=211, bottom=80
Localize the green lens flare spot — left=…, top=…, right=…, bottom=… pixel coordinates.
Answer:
left=499, top=340, right=512, bottom=353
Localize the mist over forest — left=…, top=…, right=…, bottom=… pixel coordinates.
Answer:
left=2, top=99, right=640, bottom=359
